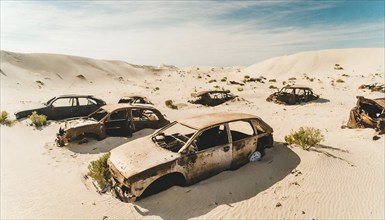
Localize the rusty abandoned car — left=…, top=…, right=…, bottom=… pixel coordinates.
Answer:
left=358, top=83, right=385, bottom=93
left=56, top=104, right=170, bottom=146
left=346, top=96, right=385, bottom=133
left=108, top=112, right=273, bottom=202
left=188, top=90, right=237, bottom=106
left=118, top=95, right=153, bottom=105
left=266, top=85, right=319, bottom=105
left=15, top=95, right=106, bottom=120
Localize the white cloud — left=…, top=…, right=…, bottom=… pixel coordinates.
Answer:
left=1, top=1, right=383, bottom=67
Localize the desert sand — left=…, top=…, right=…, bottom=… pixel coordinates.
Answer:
left=1, top=48, right=384, bottom=219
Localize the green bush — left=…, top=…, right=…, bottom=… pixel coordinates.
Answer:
left=87, top=153, right=111, bottom=189
left=0, top=111, right=13, bottom=125
left=29, top=111, right=47, bottom=127
left=165, top=100, right=178, bottom=109
left=284, top=127, right=324, bottom=150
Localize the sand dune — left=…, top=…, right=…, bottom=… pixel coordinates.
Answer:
left=1, top=48, right=384, bottom=219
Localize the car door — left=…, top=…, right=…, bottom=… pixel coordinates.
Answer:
left=130, top=108, right=161, bottom=131
left=104, top=109, right=130, bottom=136
left=48, top=97, right=77, bottom=120
left=77, top=97, right=99, bottom=116
left=229, top=120, right=258, bottom=168
left=183, top=124, right=232, bottom=183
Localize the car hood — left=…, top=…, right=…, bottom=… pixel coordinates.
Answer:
left=61, top=118, right=99, bottom=130
left=109, top=136, right=179, bottom=178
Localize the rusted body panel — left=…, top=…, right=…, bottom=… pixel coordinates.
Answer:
left=56, top=104, right=169, bottom=146
left=108, top=112, right=273, bottom=202
left=118, top=95, right=153, bottom=105
left=347, top=96, right=385, bottom=133
left=358, top=83, right=385, bottom=93
left=266, top=85, right=319, bottom=105
left=188, top=90, right=237, bottom=106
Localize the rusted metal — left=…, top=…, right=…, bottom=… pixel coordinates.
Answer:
left=188, top=90, right=237, bottom=106
left=108, top=112, right=273, bottom=202
left=346, top=96, right=385, bottom=133
left=358, top=83, right=385, bottom=93
left=118, top=94, right=153, bottom=105
left=266, top=85, right=319, bottom=105
left=56, top=104, right=170, bottom=146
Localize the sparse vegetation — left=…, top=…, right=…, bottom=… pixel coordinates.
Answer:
left=29, top=111, right=47, bottom=127
left=282, top=81, right=287, bottom=85
left=237, top=87, right=244, bottom=92
left=284, top=127, right=325, bottom=150
left=197, top=75, right=202, bottom=79
left=288, top=77, right=296, bottom=81
left=0, top=111, right=13, bottom=125
left=341, top=74, right=350, bottom=77
left=269, top=79, right=277, bottom=82
left=221, top=77, right=227, bottom=82
left=87, top=153, right=111, bottom=189
left=269, top=85, right=278, bottom=89
left=336, top=79, right=345, bottom=83
left=334, top=64, right=344, bottom=70
left=165, top=100, right=178, bottom=109
left=244, top=75, right=250, bottom=79
left=208, top=79, right=217, bottom=83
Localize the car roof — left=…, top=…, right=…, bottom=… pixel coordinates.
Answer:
left=191, top=90, right=231, bottom=97
left=177, top=112, right=259, bottom=130
left=284, top=85, right=312, bottom=90
left=54, top=94, right=96, bottom=98
left=120, top=94, right=148, bottom=99
left=101, top=103, right=157, bottom=112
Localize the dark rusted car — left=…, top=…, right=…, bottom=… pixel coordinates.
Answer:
left=15, top=95, right=106, bottom=120
left=346, top=96, right=385, bottom=133
left=108, top=112, right=273, bottom=202
left=266, top=85, right=319, bottom=105
left=188, top=90, right=237, bottom=106
left=56, top=104, right=170, bottom=146
left=118, top=95, right=153, bottom=105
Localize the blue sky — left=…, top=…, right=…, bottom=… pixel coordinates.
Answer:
left=1, top=1, right=384, bottom=67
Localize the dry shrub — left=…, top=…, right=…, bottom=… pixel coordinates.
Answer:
left=29, top=111, right=47, bottom=127
left=87, top=153, right=111, bottom=189
left=284, top=127, right=324, bottom=150
left=165, top=100, right=178, bottom=109
left=0, top=111, right=13, bottom=125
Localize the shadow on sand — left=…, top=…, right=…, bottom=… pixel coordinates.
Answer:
left=131, top=142, right=300, bottom=219
left=65, top=129, right=155, bottom=154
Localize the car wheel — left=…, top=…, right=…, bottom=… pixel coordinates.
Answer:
left=249, top=151, right=262, bottom=162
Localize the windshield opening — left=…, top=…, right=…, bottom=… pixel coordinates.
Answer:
left=152, top=122, right=197, bottom=153
left=89, top=109, right=108, bottom=121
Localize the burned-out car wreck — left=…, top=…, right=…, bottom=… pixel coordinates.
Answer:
left=15, top=95, right=106, bottom=120
left=188, top=90, right=237, bottom=106
left=56, top=104, right=170, bottom=146
left=108, top=112, right=273, bottom=202
left=346, top=96, right=385, bottom=133
left=266, top=85, right=319, bottom=105
left=118, top=95, right=153, bottom=105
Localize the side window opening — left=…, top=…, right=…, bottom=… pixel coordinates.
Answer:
left=196, top=124, right=228, bottom=151
left=132, top=109, right=159, bottom=121
left=79, top=98, right=96, bottom=106
left=228, top=120, right=255, bottom=142
left=52, top=98, right=75, bottom=107
left=109, top=110, right=128, bottom=121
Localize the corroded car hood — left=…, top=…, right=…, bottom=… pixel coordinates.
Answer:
left=62, top=118, right=99, bottom=130
left=109, top=137, right=179, bottom=178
